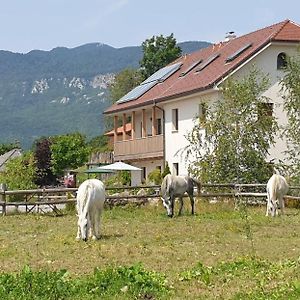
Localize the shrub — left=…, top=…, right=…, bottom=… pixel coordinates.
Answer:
left=147, top=168, right=162, bottom=185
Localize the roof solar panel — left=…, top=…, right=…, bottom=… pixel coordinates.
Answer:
left=117, top=81, right=157, bottom=104
left=117, top=62, right=182, bottom=104
left=143, top=62, right=182, bottom=84
left=195, top=54, right=220, bottom=72
left=180, top=59, right=203, bottom=76
left=226, top=43, right=252, bottom=62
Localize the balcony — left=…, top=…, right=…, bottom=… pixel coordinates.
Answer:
left=114, top=135, right=163, bottom=161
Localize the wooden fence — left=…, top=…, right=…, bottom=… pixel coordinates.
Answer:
left=0, top=183, right=300, bottom=216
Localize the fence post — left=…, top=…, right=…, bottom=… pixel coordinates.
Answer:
left=0, top=183, right=7, bottom=216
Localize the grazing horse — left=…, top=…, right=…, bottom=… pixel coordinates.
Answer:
left=266, top=171, right=288, bottom=217
left=161, top=174, right=201, bottom=217
left=76, top=179, right=105, bottom=241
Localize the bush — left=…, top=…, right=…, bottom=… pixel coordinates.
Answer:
left=0, top=152, right=37, bottom=202
left=147, top=168, right=162, bottom=185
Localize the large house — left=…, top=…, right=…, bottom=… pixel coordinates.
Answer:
left=104, top=20, right=300, bottom=184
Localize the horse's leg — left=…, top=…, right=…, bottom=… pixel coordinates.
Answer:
left=280, top=197, right=285, bottom=215
left=265, top=201, right=270, bottom=216
left=171, top=197, right=175, bottom=217
left=178, top=197, right=184, bottom=216
left=189, top=194, right=195, bottom=215
left=76, top=224, right=81, bottom=240
left=93, top=212, right=101, bottom=240
left=89, top=212, right=98, bottom=240
left=271, top=200, right=276, bottom=217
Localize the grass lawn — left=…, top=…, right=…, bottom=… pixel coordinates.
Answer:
left=0, top=199, right=299, bottom=299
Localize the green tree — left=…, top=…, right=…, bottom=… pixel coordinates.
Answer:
left=161, top=162, right=171, bottom=179
left=184, top=68, right=278, bottom=183
left=88, top=135, right=111, bottom=152
left=281, top=51, right=300, bottom=179
left=140, top=34, right=182, bottom=79
left=148, top=168, right=162, bottom=185
left=50, top=132, right=90, bottom=176
left=33, top=137, right=57, bottom=187
left=0, top=152, right=37, bottom=192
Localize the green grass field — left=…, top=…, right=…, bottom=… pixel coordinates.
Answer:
left=0, top=200, right=299, bottom=299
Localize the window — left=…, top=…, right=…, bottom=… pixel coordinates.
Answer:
left=258, top=103, right=273, bottom=120
left=198, top=103, right=207, bottom=126
left=277, top=52, right=287, bottom=70
left=173, top=163, right=179, bottom=176
left=157, top=118, right=162, bottom=135
left=180, top=59, right=203, bottom=76
left=195, top=54, right=220, bottom=72
left=172, top=109, right=178, bottom=131
left=226, top=43, right=252, bottom=63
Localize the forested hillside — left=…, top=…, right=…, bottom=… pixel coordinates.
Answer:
left=0, top=41, right=211, bottom=149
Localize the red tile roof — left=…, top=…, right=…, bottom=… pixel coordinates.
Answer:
left=105, top=20, right=300, bottom=115
left=105, top=123, right=132, bottom=136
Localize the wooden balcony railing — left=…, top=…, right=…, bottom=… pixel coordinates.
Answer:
left=114, top=135, right=163, bottom=161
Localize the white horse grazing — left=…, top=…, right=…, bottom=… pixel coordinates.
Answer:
left=266, top=172, right=288, bottom=217
left=161, top=174, right=201, bottom=217
left=76, top=179, right=105, bottom=241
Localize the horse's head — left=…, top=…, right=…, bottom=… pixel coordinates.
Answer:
left=78, top=214, right=89, bottom=241
left=161, top=196, right=173, bottom=217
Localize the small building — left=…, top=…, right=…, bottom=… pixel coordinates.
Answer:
left=0, top=149, right=22, bottom=172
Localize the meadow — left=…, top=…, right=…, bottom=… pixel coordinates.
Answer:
left=0, top=200, right=300, bottom=299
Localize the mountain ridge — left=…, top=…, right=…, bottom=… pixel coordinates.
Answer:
left=0, top=40, right=211, bottom=149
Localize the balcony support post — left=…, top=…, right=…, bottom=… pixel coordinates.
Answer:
left=131, top=111, right=136, bottom=140
left=152, top=106, right=157, bottom=136
left=122, top=113, right=126, bottom=141
left=142, top=109, right=146, bottom=138
left=114, top=115, right=118, bottom=142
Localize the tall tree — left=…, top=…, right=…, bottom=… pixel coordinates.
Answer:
left=50, top=133, right=90, bottom=176
left=140, top=34, right=182, bottom=79
left=33, top=137, right=57, bottom=186
left=281, top=51, right=300, bottom=179
left=184, top=68, right=278, bottom=183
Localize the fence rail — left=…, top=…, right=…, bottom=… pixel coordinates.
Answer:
left=0, top=183, right=300, bottom=216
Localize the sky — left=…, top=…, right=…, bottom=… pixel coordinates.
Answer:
left=1, top=0, right=300, bottom=54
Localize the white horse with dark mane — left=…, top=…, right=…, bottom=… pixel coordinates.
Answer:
left=161, top=174, right=201, bottom=217
left=266, top=170, right=288, bottom=217
left=76, top=179, right=105, bottom=241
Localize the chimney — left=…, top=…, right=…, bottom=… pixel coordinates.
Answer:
left=224, top=31, right=236, bottom=42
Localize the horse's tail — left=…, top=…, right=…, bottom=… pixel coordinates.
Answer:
left=78, top=181, right=94, bottom=218
left=273, top=167, right=280, bottom=175
left=191, top=178, right=202, bottom=196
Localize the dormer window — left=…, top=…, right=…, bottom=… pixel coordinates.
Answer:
left=277, top=52, right=287, bottom=70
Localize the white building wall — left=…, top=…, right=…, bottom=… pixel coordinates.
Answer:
left=230, top=43, right=298, bottom=164
left=163, top=92, right=217, bottom=175
left=163, top=43, right=298, bottom=174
